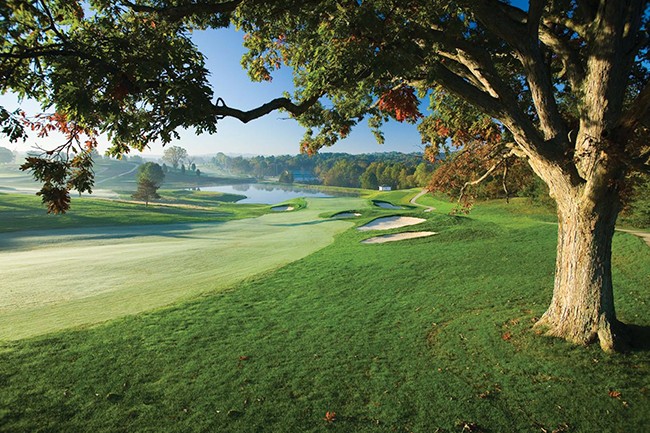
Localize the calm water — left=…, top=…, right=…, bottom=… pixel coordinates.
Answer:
left=200, top=183, right=333, bottom=204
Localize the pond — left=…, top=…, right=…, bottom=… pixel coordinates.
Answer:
left=200, top=183, right=334, bottom=204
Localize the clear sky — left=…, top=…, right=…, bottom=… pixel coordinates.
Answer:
left=0, top=27, right=425, bottom=157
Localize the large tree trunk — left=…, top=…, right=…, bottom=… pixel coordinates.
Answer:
left=534, top=187, right=627, bottom=352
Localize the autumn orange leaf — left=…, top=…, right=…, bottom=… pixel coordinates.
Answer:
left=608, top=390, right=622, bottom=398
left=323, top=411, right=336, bottom=423
left=377, top=85, right=422, bottom=122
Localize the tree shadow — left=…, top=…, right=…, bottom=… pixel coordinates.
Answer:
left=625, top=324, right=650, bottom=352
left=269, top=220, right=330, bottom=227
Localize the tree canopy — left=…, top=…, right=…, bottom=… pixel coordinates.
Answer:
left=2, top=0, right=649, bottom=351
left=162, top=146, right=188, bottom=170
left=132, top=161, right=164, bottom=205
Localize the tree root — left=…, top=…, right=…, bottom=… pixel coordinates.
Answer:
left=534, top=313, right=630, bottom=353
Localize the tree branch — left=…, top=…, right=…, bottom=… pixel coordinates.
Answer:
left=457, top=152, right=513, bottom=204
left=120, top=0, right=242, bottom=22
left=212, top=95, right=320, bottom=123
left=0, top=46, right=79, bottom=60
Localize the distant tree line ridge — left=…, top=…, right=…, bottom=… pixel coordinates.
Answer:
left=210, top=152, right=436, bottom=189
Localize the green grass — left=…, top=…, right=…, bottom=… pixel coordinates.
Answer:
left=0, top=195, right=366, bottom=340
left=0, top=192, right=268, bottom=233
left=0, top=193, right=648, bottom=432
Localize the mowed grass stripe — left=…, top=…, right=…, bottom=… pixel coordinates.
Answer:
left=0, top=197, right=366, bottom=340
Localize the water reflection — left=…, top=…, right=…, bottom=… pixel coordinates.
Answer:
left=200, top=183, right=335, bottom=204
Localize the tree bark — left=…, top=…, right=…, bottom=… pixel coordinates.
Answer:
left=534, top=186, right=627, bottom=352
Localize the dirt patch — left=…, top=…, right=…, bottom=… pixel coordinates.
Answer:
left=361, top=231, right=438, bottom=244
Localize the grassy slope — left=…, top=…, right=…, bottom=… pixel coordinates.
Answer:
left=0, top=191, right=648, bottom=432
left=0, top=192, right=268, bottom=233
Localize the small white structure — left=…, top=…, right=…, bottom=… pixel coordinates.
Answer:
left=378, top=185, right=392, bottom=191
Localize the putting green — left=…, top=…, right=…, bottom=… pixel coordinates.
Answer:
left=0, top=197, right=366, bottom=340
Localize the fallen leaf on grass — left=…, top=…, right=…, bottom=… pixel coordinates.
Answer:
left=457, top=420, right=483, bottom=432
left=324, top=411, right=336, bottom=423
left=502, top=332, right=512, bottom=341
left=609, top=390, right=622, bottom=398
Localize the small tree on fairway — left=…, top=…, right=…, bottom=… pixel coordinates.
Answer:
left=132, top=179, right=160, bottom=206
left=132, top=162, right=164, bottom=206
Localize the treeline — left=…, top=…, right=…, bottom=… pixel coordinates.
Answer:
left=210, top=152, right=435, bottom=189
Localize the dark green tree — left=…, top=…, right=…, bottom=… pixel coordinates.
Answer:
left=132, top=162, right=164, bottom=205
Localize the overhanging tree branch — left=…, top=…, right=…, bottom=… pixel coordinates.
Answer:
left=212, top=95, right=320, bottom=123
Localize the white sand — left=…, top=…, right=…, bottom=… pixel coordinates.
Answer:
left=357, top=216, right=426, bottom=231
left=271, top=205, right=295, bottom=212
left=374, top=201, right=404, bottom=209
left=332, top=212, right=362, bottom=218
left=361, top=231, right=438, bottom=244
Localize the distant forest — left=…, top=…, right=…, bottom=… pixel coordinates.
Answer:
left=210, top=152, right=435, bottom=190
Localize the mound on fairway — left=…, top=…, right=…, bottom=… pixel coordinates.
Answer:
left=357, top=216, right=426, bottom=231
left=361, top=231, right=438, bottom=244
left=373, top=201, right=403, bottom=210
left=271, top=205, right=295, bottom=212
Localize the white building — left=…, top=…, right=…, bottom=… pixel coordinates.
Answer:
left=378, top=185, right=392, bottom=191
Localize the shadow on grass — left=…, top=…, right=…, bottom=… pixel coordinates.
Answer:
left=626, top=324, right=650, bottom=352
left=269, top=220, right=332, bottom=227
left=0, top=222, right=214, bottom=250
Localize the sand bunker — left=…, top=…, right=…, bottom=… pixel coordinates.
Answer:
left=362, top=231, right=438, bottom=244
left=374, top=201, right=404, bottom=210
left=271, top=205, right=295, bottom=212
left=332, top=212, right=362, bottom=219
left=357, top=216, right=426, bottom=231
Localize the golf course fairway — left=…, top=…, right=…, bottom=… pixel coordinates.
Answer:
left=0, top=197, right=366, bottom=340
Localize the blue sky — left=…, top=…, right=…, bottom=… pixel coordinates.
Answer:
left=0, top=27, right=424, bottom=157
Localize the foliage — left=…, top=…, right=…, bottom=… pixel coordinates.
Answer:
left=162, top=146, right=188, bottom=170
left=132, top=162, right=165, bottom=205
left=137, top=161, right=165, bottom=186
left=210, top=152, right=434, bottom=189
left=131, top=178, right=161, bottom=205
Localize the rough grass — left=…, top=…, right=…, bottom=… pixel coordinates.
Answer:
left=0, top=191, right=648, bottom=432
